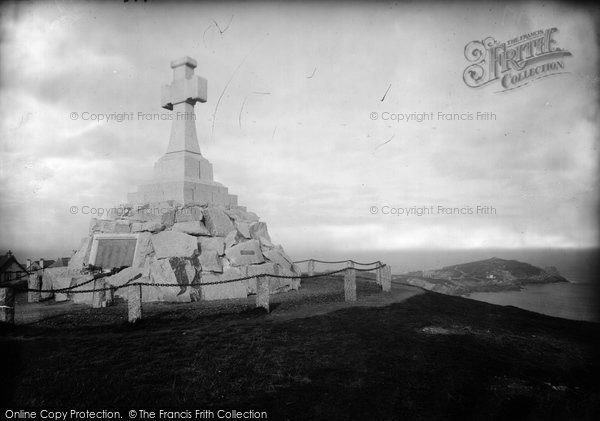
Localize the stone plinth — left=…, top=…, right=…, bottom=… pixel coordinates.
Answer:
left=128, top=151, right=238, bottom=207
left=128, top=180, right=237, bottom=207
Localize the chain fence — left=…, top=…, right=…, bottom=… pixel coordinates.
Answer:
left=17, top=261, right=386, bottom=294
left=0, top=259, right=391, bottom=324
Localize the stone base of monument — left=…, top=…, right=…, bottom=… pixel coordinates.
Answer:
left=62, top=202, right=301, bottom=305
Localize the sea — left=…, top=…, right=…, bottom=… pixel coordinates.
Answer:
left=291, top=248, right=600, bottom=322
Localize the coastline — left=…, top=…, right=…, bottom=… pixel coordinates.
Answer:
left=467, top=282, right=599, bottom=322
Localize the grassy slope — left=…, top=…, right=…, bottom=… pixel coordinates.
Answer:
left=1, top=284, right=599, bottom=421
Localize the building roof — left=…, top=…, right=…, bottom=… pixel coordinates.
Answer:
left=43, top=259, right=56, bottom=268
left=0, top=252, right=27, bottom=273
left=49, top=257, right=70, bottom=268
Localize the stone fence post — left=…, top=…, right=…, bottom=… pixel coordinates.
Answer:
left=92, top=278, right=105, bottom=309
left=28, top=273, right=41, bottom=303
left=105, top=283, right=115, bottom=307
left=375, top=263, right=382, bottom=286
left=308, top=259, right=315, bottom=277
left=256, top=276, right=270, bottom=312
left=344, top=261, right=356, bottom=302
left=381, top=265, right=392, bottom=292
left=128, top=285, right=143, bottom=323
left=0, top=287, right=15, bottom=324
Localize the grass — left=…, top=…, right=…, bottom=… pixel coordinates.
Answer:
left=1, top=276, right=599, bottom=420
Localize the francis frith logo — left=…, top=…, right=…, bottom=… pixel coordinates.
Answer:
left=463, top=28, right=572, bottom=92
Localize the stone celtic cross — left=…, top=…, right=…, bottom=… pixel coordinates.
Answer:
left=161, top=56, right=207, bottom=155
left=128, top=56, right=238, bottom=206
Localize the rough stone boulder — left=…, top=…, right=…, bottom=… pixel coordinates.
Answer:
left=235, top=222, right=252, bottom=239
left=70, top=274, right=96, bottom=305
left=225, top=230, right=244, bottom=249
left=53, top=275, right=75, bottom=302
left=176, top=206, right=203, bottom=222
left=199, top=236, right=225, bottom=255
left=40, top=267, right=72, bottom=300
left=90, top=219, right=131, bottom=234
left=132, top=232, right=153, bottom=268
left=143, top=257, right=199, bottom=302
left=258, top=235, right=276, bottom=253
left=225, top=239, right=265, bottom=266
left=225, top=208, right=259, bottom=223
left=245, top=262, right=280, bottom=294
left=201, top=269, right=247, bottom=301
left=199, top=250, right=223, bottom=273
left=263, top=248, right=295, bottom=272
left=249, top=222, right=271, bottom=242
left=151, top=231, right=198, bottom=259
left=141, top=220, right=165, bottom=233
left=202, top=207, right=235, bottom=236
left=161, top=209, right=176, bottom=228
left=172, top=221, right=210, bottom=236
left=106, top=267, right=144, bottom=295
left=125, top=204, right=163, bottom=222
left=68, top=237, right=93, bottom=271
left=113, top=220, right=131, bottom=233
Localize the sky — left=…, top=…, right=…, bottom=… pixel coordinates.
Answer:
left=0, top=0, right=598, bottom=262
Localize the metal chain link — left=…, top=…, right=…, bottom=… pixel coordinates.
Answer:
left=293, top=259, right=381, bottom=266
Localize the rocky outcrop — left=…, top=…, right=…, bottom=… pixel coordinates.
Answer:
left=401, top=258, right=569, bottom=296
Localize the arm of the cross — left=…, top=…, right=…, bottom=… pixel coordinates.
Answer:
left=191, top=76, right=208, bottom=104
left=161, top=76, right=207, bottom=110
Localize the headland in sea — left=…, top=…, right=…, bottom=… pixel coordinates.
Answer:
left=291, top=248, right=599, bottom=321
